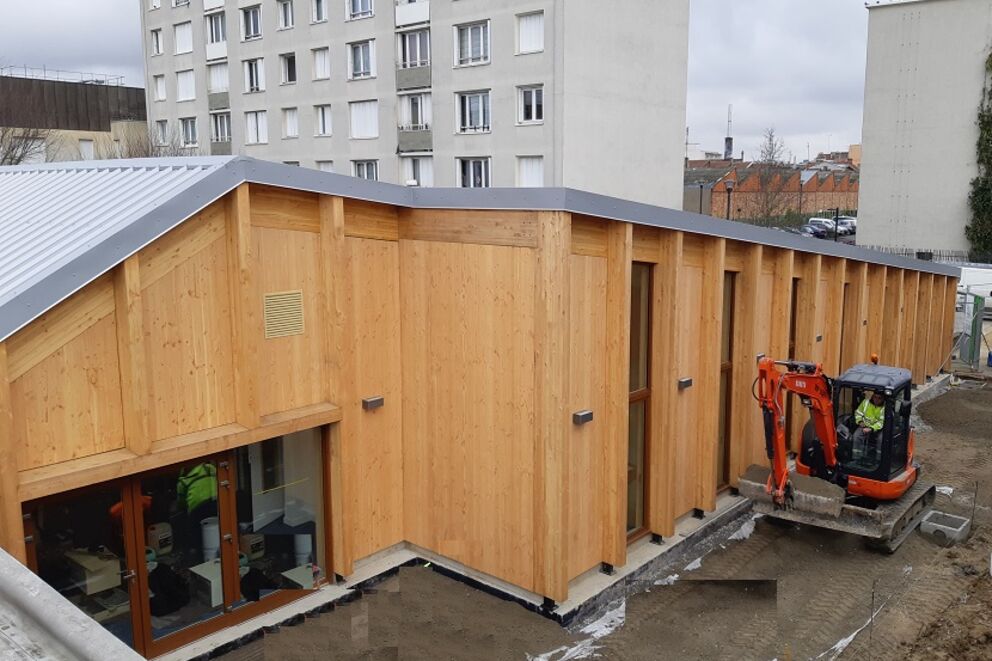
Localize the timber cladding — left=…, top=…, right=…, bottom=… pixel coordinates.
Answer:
left=0, top=182, right=958, bottom=606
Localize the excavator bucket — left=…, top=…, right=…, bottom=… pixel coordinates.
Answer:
left=738, top=465, right=845, bottom=518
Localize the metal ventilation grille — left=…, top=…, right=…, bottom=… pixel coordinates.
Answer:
left=263, top=290, right=305, bottom=339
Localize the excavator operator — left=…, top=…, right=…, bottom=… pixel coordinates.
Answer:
left=853, top=390, right=885, bottom=458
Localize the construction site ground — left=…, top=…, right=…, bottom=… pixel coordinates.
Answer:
left=218, top=383, right=992, bottom=661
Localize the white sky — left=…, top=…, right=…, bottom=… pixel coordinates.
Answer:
left=0, top=0, right=870, bottom=163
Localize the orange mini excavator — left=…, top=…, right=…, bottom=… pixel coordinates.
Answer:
left=737, top=356, right=935, bottom=552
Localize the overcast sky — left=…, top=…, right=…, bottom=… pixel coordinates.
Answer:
left=0, top=0, right=869, bottom=163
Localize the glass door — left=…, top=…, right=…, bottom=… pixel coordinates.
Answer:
left=23, top=482, right=144, bottom=651
left=134, top=457, right=230, bottom=647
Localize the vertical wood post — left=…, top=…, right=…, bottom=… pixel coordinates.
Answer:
left=883, top=268, right=905, bottom=367
left=790, top=254, right=821, bottom=449
left=533, top=211, right=570, bottom=603
left=867, top=265, right=887, bottom=361
left=319, top=195, right=352, bottom=577
left=912, top=274, right=933, bottom=383
left=226, top=184, right=260, bottom=428
left=943, top=277, right=958, bottom=364
left=842, top=261, right=869, bottom=370
left=649, top=230, right=683, bottom=539
left=696, top=237, right=725, bottom=512
left=603, top=221, right=631, bottom=569
left=822, top=258, right=846, bottom=376
left=729, top=244, right=762, bottom=486
left=0, top=343, right=26, bottom=564
left=114, top=254, right=151, bottom=455
left=900, top=272, right=920, bottom=376
left=769, top=249, right=795, bottom=361
left=928, top=275, right=946, bottom=376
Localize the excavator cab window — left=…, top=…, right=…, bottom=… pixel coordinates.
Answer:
left=833, top=384, right=884, bottom=475
left=888, top=385, right=912, bottom=477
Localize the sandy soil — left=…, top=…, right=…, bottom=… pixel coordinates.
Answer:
left=219, top=383, right=992, bottom=661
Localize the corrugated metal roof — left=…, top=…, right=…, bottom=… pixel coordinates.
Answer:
left=0, top=155, right=960, bottom=343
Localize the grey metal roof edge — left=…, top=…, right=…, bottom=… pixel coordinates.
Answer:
left=0, top=156, right=959, bottom=342
left=0, top=159, right=246, bottom=342
left=0, top=155, right=237, bottom=173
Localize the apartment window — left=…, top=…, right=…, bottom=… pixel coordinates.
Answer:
left=348, top=0, right=373, bottom=20
left=283, top=107, right=299, bottom=138
left=312, top=48, right=330, bottom=79
left=349, top=40, right=375, bottom=79
left=456, top=21, right=490, bottom=66
left=245, top=110, right=268, bottom=144
left=173, top=0, right=190, bottom=6
left=518, top=85, right=543, bottom=124
left=174, top=21, right=193, bottom=54
left=153, top=75, right=166, bottom=101
left=718, top=272, right=737, bottom=489
left=517, top=12, right=544, bottom=54
left=402, top=156, right=433, bottom=187
left=176, top=69, right=195, bottom=101
left=517, top=156, right=543, bottom=187
left=150, top=0, right=161, bottom=9
left=150, top=29, right=163, bottom=55
left=458, top=157, right=490, bottom=188
left=180, top=117, right=198, bottom=147
left=400, top=92, right=431, bottom=130
left=278, top=0, right=294, bottom=29
left=243, top=58, right=265, bottom=92
left=314, top=104, right=332, bottom=136
left=312, top=0, right=326, bottom=22
left=207, top=62, right=229, bottom=92
left=242, top=5, right=262, bottom=40
left=155, top=120, right=168, bottom=145
left=78, top=139, right=94, bottom=160
left=316, top=160, right=334, bottom=172
left=211, top=111, right=231, bottom=142
left=281, top=53, right=297, bottom=84
left=207, top=12, right=226, bottom=43
left=353, top=160, right=378, bottom=180
left=628, top=263, right=652, bottom=536
left=399, top=29, right=429, bottom=68
left=457, top=90, right=490, bottom=133
left=349, top=100, right=379, bottom=138
left=284, top=161, right=300, bottom=166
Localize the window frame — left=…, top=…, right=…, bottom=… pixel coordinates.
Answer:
left=280, top=52, right=297, bottom=85
left=311, top=0, right=327, bottom=22
left=155, top=119, right=169, bottom=146
left=173, top=21, right=193, bottom=54
left=206, top=12, right=226, bottom=44
left=516, top=155, right=544, bottom=187
left=456, top=90, right=491, bottom=134
left=244, top=110, right=268, bottom=144
left=352, top=159, right=379, bottom=181
left=312, top=47, right=331, bottom=80
left=347, top=0, right=374, bottom=21
left=207, top=62, right=229, bottom=93
left=517, top=84, right=544, bottom=125
left=242, top=5, right=262, bottom=40
left=153, top=74, right=166, bottom=102
left=150, top=29, right=163, bottom=56
left=278, top=0, right=295, bottom=29
left=175, top=69, right=196, bottom=102
left=454, top=20, right=491, bottom=67
left=348, top=40, right=375, bottom=80
left=516, top=11, right=545, bottom=55
left=348, top=99, right=379, bottom=139
left=457, top=156, right=491, bottom=188
left=210, top=111, right=232, bottom=143
left=243, top=58, right=265, bottom=93
left=314, top=104, right=332, bottom=136
left=179, top=117, right=198, bottom=147
left=398, top=29, right=430, bottom=69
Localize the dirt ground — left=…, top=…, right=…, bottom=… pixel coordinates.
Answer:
left=219, top=383, right=992, bottom=661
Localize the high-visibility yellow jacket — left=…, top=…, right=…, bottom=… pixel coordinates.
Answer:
left=855, top=398, right=885, bottom=432
left=177, top=463, right=217, bottom=513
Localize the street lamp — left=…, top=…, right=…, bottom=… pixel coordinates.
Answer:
left=724, top=179, right=735, bottom=220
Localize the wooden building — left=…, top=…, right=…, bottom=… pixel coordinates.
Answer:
left=0, top=157, right=958, bottom=656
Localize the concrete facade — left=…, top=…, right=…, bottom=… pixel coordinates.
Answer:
left=859, top=0, right=992, bottom=256
left=140, top=0, right=688, bottom=207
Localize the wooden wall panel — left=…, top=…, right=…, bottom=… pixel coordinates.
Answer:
left=927, top=276, right=946, bottom=376
left=866, top=265, right=887, bottom=361
left=0, top=344, right=25, bottom=563
left=11, top=315, right=125, bottom=470
left=342, top=237, right=404, bottom=564
left=696, top=238, right=725, bottom=511
left=570, top=215, right=608, bottom=257
left=401, top=240, right=537, bottom=592
left=790, top=254, right=821, bottom=448
left=399, top=209, right=538, bottom=248
left=899, top=272, right=920, bottom=373
left=252, top=226, right=328, bottom=416
left=840, top=262, right=868, bottom=372
left=913, top=273, right=932, bottom=383
left=631, top=225, right=660, bottom=263
left=821, top=258, right=845, bottom=376
left=944, top=277, right=958, bottom=360
left=881, top=269, right=904, bottom=367
left=344, top=199, right=400, bottom=241
left=649, top=230, right=683, bottom=539
left=729, top=244, right=762, bottom=486
left=142, top=236, right=236, bottom=439
left=250, top=184, right=320, bottom=233
left=603, top=223, right=631, bottom=568
left=567, top=255, right=607, bottom=579
left=674, top=265, right=702, bottom=517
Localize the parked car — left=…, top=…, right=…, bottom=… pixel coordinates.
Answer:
left=800, top=223, right=828, bottom=238
left=836, top=218, right=856, bottom=235
left=808, top=217, right=838, bottom=233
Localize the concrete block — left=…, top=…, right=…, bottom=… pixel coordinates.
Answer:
left=920, top=510, right=971, bottom=546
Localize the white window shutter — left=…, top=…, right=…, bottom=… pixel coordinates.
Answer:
left=369, top=40, right=377, bottom=76
left=518, top=13, right=544, bottom=53
left=518, top=156, right=544, bottom=187
left=349, top=100, right=378, bottom=138
left=258, top=60, right=266, bottom=90
left=258, top=111, right=268, bottom=143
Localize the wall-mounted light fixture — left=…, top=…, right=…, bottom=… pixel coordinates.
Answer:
left=572, top=410, right=594, bottom=426
left=362, top=396, right=384, bottom=411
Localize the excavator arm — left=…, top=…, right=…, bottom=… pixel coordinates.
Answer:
left=755, top=356, right=838, bottom=505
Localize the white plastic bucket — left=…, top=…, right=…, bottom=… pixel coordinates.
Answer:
left=294, top=534, right=311, bottom=566
left=201, top=517, right=220, bottom=560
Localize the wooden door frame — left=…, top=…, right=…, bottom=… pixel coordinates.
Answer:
left=627, top=262, right=652, bottom=543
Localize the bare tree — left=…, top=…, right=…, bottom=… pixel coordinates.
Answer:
left=91, top=123, right=201, bottom=160
left=0, top=125, right=50, bottom=165
left=753, top=128, right=792, bottom=225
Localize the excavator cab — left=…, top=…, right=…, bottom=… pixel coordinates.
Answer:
left=797, top=363, right=917, bottom=501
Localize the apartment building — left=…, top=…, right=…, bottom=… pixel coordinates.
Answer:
left=140, top=0, right=689, bottom=206
left=859, top=0, right=992, bottom=258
